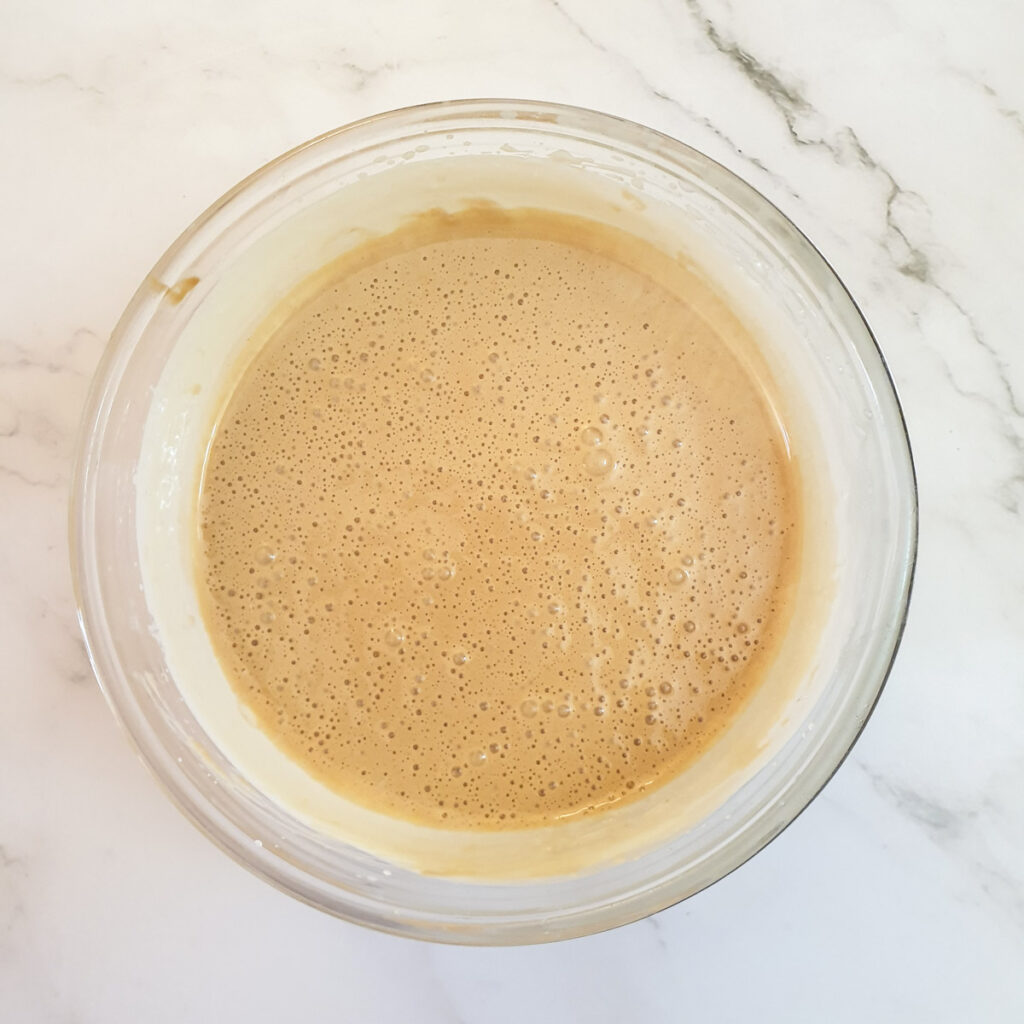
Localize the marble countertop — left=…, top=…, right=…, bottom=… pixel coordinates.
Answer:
left=3, top=0, right=1022, bottom=1019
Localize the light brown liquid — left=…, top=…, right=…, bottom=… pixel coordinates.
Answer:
left=197, top=207, right=800, bottom=831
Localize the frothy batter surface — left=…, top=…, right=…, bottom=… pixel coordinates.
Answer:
left=197, top=207, right=799, bottom=830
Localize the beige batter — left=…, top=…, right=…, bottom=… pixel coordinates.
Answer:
left=196, top=206, right=800, bottom=831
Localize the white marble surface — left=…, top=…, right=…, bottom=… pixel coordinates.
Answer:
left=2, top=0, right=1022, bottom=1019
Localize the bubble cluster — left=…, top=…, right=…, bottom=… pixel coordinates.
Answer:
left=197, top=209, right=799, bottom=831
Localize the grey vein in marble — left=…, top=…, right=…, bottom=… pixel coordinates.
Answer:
left=0, top=330, right=99, bottom=489
left=546, top=0, right=797, bottom=196
left=3, top=70, right=106, bottom=100
left=0, top=843, right=28, bottom=949
left=858, top=760, right=1024, bottom=933
left=682, top=0, right=1024, bottom=497
left=945, top=65, right=1024, bottom=141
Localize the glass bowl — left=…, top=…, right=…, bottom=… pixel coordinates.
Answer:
left=70, top=99, right=916, bottom=944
